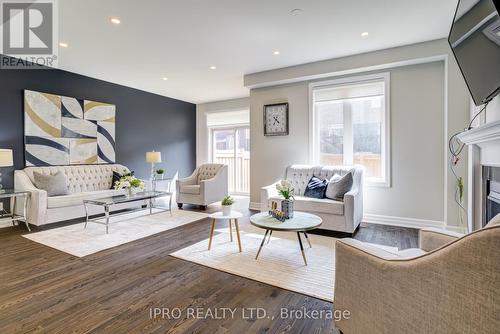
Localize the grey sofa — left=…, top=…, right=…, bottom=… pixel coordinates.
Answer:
left=333, top=214, right=500, bottom=334
left=261, top=165, right=364, bottom=234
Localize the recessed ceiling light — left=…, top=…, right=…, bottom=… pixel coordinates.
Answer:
left=110, top=18, right=121, bottom=24
left=290, top=8, right=303, bottom=16
left=162, top=77, right=168, bottom=81
left=209, top=66, right=217, bottom=70
left=59, top=42, right=68, bottom=48
left=361, top=32, right=369, bottom=37
left=273, top=50, right=280, bottom=55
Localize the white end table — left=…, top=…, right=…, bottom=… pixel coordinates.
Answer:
left=208, top=211, right=243, bottom=252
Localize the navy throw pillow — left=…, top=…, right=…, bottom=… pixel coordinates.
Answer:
left=304, top=176, right=328, bottom=199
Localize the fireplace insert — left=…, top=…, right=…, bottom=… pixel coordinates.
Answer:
left=483, top=166, right=500, bottom=227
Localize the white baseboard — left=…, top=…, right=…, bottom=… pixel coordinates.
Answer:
left=363, top=213, right=444, bottom=230
left=249, top=202, right=261, bottom=211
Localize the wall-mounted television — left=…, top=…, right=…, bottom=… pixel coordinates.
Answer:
left=448, top=0, right=500, bottom=106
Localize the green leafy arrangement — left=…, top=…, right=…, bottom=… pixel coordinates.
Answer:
left=221, top=195, right=235, bottom=206
left=276, top=180, right=295, bottom=200
left=155, top=168, right=165, bottom=175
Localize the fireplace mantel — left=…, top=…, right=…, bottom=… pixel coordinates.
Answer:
left=457, top=120, right=500, bottom=149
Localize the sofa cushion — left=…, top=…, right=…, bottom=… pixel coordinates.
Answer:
left=33, top=171, right=69, bottom=196
left=111, top=170, right=134, bottom=190
left=325, top=172, right=353, bottom=201
left=304, top=176, right=328, bottom=199
left=180, top=184, right=201, bottom=195
left=269, top=195, right=344, bottom=215
left=47, top=189, right=126, bottom=209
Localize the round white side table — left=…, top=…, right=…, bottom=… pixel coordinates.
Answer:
left=207, top=211, right=243, bottom=252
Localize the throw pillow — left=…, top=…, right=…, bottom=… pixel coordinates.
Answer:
left=33, top=171, right=69, bottom=196
left=325, top=172, right=353, bottom=201
left=304, top=176, right=328, bottom=199
left=111, top=170, right=134, bottom=189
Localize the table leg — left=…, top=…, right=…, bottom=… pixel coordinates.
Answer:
left=234, top=219, right=242, bottom=252
left=297, top=232, right=307, bottom=266
left=255, top=229, right=269, bottom=260
left=168, top=194, right=173, bottom=216
left=23, top=194, right=30, bottom=232
left=303, top=231, right=312, bottom=248
left=267, top=230, right=273, bottom=244
left=208, top=218, right=216, bottom=250
left=84, top=202, right=89, bottom=229
left=229, top=219, right=233, bottom=242
left=105, top=205, right=110, bottom=234
left=149, top=198, right=153, bottom=214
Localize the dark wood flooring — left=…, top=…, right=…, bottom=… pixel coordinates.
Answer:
left=0, top=198, right=418, bottom=333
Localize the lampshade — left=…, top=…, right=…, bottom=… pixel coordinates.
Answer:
left=146, top=151, right=162, bottom=163
left=0, top=149, right=13, bottom=167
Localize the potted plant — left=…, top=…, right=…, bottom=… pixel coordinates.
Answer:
left=114, top=175, right=145, bottom=196
left=221, top=195, right=235, bottom=216
left=155, top=168, right=165, bottom=180
left=276, top=180, right=295, bottom=218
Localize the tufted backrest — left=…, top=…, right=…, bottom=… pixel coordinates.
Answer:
left=285, top=165, right=363, bottom=196
left=23, top=164, right=130, bottom=194
left=197, top=164, right=224, bottom=183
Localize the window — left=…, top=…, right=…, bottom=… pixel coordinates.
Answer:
left=311, top=73, right=390, bottom=186
left=206, top=109, right=250, bottom=194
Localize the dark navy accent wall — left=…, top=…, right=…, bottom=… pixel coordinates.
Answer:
left=0, top=55, right=196, bottom=189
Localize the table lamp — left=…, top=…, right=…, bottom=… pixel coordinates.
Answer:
left=0, top=149, right=13, bottom=193
left=146, top=151, right=162, bottom=181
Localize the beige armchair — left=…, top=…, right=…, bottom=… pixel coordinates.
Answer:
left=334, top=214, right=500, bottom=334
left=176, top=164, right=228, bottom=209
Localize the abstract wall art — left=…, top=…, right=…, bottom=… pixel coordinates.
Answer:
left=24, top=90, right=116, bottom=166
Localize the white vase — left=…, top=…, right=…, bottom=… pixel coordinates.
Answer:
left=222, top=205, right=232, bottom=216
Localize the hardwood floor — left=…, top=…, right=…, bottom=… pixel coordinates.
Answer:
left=0, top=198, right=418, bottom=333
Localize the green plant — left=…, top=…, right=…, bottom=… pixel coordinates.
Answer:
left=221, top=195, right=235, bottom=206
left=130, top=178, right=143, bottom=188
left=155, top=168, right=165, bottom=175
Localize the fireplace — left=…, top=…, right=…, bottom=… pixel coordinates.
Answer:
left=483, top=166, right=500, bottom=227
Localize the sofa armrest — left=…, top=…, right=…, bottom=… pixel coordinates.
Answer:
left=176, top=169, right=198, bottom=193
left=14, top=170, right=47, bottom=226
left=200, top=165, right=228, bottom=205
left=419, top=227, right=464, bottom=252
left=344, top=186, right=363, bottom=233
left=260, top=182, right=280, bottom=212
left=336, top=238, right=403, bottom=260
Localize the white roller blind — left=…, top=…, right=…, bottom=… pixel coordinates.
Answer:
left=206, top=109, right=249, bottom=127
left=314, top=81, right=384, bottom=102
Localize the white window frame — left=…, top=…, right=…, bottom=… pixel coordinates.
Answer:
left=309, top=72, right=391, bottom=187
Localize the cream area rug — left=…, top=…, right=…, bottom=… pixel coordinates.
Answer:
left=23, top=209, right=208, bottom=257
left=171, top=224, right=397, bottom=302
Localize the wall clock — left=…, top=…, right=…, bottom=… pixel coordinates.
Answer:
left=264, top=103, right=289, bottom=136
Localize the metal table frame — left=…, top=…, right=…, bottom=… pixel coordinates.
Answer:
left=0, top=190, right=30, bottom=231
left=83, top=191, right=172, bottom=234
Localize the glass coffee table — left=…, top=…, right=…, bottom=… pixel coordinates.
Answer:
left=250, top=211, right=322, bottom=266
left=83, top=191, right=170, bottom=234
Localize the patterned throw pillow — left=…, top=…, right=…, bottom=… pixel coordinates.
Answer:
left=325, top=172, right=353, bottom=201
left=304, top=176, right=328, bottom=199
left=33, top=171, right=69, bottom=196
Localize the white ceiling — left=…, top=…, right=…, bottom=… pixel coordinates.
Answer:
left=57, top=0, right=459, bottom=104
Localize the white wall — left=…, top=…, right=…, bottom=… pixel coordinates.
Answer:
left=245, top=39, right=470, bottom=229
left=196, top=97, right=249, bottom=165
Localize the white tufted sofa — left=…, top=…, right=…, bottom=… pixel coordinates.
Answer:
left=261, top=165, right=364, bottom=234
left=176, top=163, right=228, bottom=209
left=14, top=164, right=141, bottom=226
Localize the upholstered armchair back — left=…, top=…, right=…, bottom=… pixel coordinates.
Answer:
left=23, top=164, right=130, bottom=193
left=285, top=165, right=363, bottom=196
left=197, top=164, right=224, bottom=183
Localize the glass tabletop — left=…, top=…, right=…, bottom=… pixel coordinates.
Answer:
left=0, top=189, right=29, bottom=199
left=83, top=191, right=170, bottom=206
left=250, top=211, right=322, bottom=231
